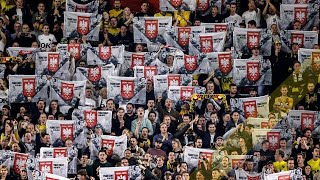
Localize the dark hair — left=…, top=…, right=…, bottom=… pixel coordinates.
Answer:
left=248, top=20, right=256, bottom=27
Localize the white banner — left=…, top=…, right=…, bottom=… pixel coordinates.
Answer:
left=66, top=0, right=98, bottom=14
left=72, top=109, right=112, bottom=133
left=121, top=51, right=153, bottom=76
left=189, top=32, right=226, bottom=55
left=7, top=47, right=38, bottom=61
left=233, top=59, right=272, bottom=87
left=287, top=110, right=320, bottom=130
left=73, top=65, right=115, bottom=87
left=280, top=4, right=319, bottom=30
left=56, top=43, right=91, bottom=61
left=153, top=74, right=192, bottom=99
left=64, top=12, right=102, bottom=41
left=286, top=30, right=318, bottom=49
left=172, top=49, right=210, bottom=74
left=201, top=23, right=229, bottom=33
left=46, top=120, right=75, bottom=144
left=246, top=118, right=269, bottom=129
left=163, top=26, right=205, bottom=51
left=86, top=45, right=125, bottom=65
left=133, top=17, right=172, bottom=43
left=204, top=51, right=233, bottom=77
left=0, top=64, right=5, bottom=79
left=38, top=158, right=68, bottom=177
left=133, top=66, right=159, bottom=81
left=99, top=166, right=129, bottom=180
left=252, top=129, right=282, bottom=151
left=168, top=86, right=195, bottom=103
left=45, top=173, right=70, bottom=180
left=235, top=169, right=261, bottom=180
left=107, top=76, right=146, bottom=105
left=35, top=51, right=72, bottom=79
left=298, top=48, right=320, bottom=72
left=159, top=0, right=197, bottom=11
left=40, top=147, right=68, bottom=158
left=265, top=170, right=292, bottom=180
left=230, top=95, right=270, bottom=118
left=100, top=135, right=127, bottom=157
left=50, top=79, right=86, bottom=109
left=183, top=146, right=215, bottom=171
left=8, top=75, right=48, bottom=103
left=228, top=155, right=253, bottom=169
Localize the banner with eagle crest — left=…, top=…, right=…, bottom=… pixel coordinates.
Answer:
left=284, top=30, right=318, bottom=49
left=73, top=65, right=116, bottom=87
left=38, top=157, right=68, bottom=177
left=86, top=45, right=125, bottom=65
left=46, top=120, right=76, bottom=144
left=8, top=75, right=49, bottom=103
left=287, top=110, right=319, bottom=131
left=172, top=50, right=210, bottom=74
left=189, top=32, right=226, bottom=55
left=50, top=79, right=86, bottom=112
left=153, top=74, right=192, bottom=100
left=35, top=51, right=73, bottom=80
left=168, top=86, right=195, bottom=107
left=72, top=109, right=112, bottom=133
left=252, top=129, right=282, bottom=151
left=107, top=76, right=146, bottom=105
left=163, top=26, right=205, bottom=52
left=56, top=43, right=91, bottom=62
left=7, top=47, right=38, bottom=61
left=230, top=95, right=270, bottom=119
left=280, top=4, right=319, bottom=31
left=133, top=17, right=172, bottom=44
left=64, top=12, right=102, bottom=41
left=66, top=0, right=99, bottom=14
left=233, top=59, right=272, bottom=87
left=298, top=48, right=320, bottom=72
left=100, top=135, right=127, bottom=157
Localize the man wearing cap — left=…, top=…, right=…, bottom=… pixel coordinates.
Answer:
left=146, top=138, right=167, bottom=157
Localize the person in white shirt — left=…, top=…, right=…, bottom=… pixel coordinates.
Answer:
left=37, top=24, right=57, bottom=52
left=224, top=3, right=243, bottom=31
left=262, top=0, right=280, bottom=29
left=242, top=0, right=261, bottom=28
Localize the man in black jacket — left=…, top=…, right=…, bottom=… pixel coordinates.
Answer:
left=5, top=0, right=32, bottom=32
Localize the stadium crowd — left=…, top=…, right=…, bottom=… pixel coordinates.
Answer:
left=0, top=0, right=319, bottom=180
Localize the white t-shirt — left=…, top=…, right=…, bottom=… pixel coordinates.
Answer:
left=242, top=9, right=261, bottom=27
left=265, top=14, right=280, bottom=29
left=38, top=34, right=57, bottom=52
left=224, top=14, right=243, bottom=31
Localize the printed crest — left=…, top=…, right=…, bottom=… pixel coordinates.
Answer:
left=168, top=75, right=181, bottom=87
left=214, top=24, right=228, bottom=32
left=61, top=82, right=74, bottom=101
left=184, top=55, right=197, bottom=71
left=144, top=66, right=157, bottom=80
left=99, top=46, right=111, bottom=60
left=22, top=78, right=36, bottom=97
left=267, top=131, right=280, bottom=151
left=60, top=124, right=74, bottom=141
left=301, top=112, right=314, bottom=130
left=291, top=33, right=304, bottom=47
left=13, top=153, right=28, bottom=174
left=77, top=16, right=90, bottom=35
left=200, top=35, right=213, bottom=53
left=178, top=27, right=191, bottom=46
left=101, top=139, right=115, bottom=156
left=218, top=53, right=232, bottom=74
left=88, top=67, right=101, bottom=82
left=48, top=53, right=60, bottom=72
left=39, top=161, right=53, bottom=174
left=180, top=87, right=194, bottom=101
left=247, top=31, right=260, bottom=49
left=294, top=7, right=307, bottom=25
left=121, top=80, right=135, bottom=99
left=84, top=110, right=98, bottom=128
left=145, top=20, right=158, bottom=39
left=246, top=62, right=260, bottom=82
left=131, top=54, right=145, bottom=68
left=243, top=100, right=257, bottom=118
left=53, top=148, right=67, bottom=158
left=68, top=44, right=81, bottom=60
left=114, top=170, right=129, bottom=180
